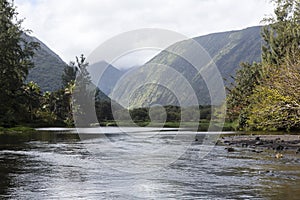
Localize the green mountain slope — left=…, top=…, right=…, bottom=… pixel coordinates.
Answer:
left=195, top=26, right=262, bottom=80
left=111, top=26, right=262, bottom=107
left=23, top=34, right=67, bottom=92
left=24, top=26, right=262, bottom=106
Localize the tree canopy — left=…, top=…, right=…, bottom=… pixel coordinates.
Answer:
left=0, top=0, right=39, bottom=126
left=262, top=0, right=300, bottom=65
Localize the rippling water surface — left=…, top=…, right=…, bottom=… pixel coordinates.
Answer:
left=0, top=128, right=299, bottom=199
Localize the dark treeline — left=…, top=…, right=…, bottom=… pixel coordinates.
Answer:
left=127, top=105, right=211, bottom=123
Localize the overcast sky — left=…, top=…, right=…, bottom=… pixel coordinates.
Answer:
left=15, top=0, right=274, bottom=65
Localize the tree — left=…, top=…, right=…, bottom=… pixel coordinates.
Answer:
left=22, top=81, right=42, bottom=121
left=51, top=55, right=102, bottom=127
left=62, top=62, right=77, bottom=88
left=248, top=0, right=300, bottom=130
left=36, top=91, right=57, bottom=125
left=246, top=56, right=300, bottom=131
left=74, top=55, right=91, bottom=91
left=262, top=0, right=300, bottom=65
left=45, top=61, right=78, bottom=127
left=67, top=55, right=97, bottom=127
left=226, top=62, right=263, bottom=126
left=0, top=0, right=39, bottom=126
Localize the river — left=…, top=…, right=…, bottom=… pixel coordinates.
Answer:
left=0, top=128, right=299, bottom=199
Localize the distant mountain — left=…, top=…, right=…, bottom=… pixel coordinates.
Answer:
left=111, top=26, right=263, bottom=107
left=24, top=34, right=125, bottom=102
left=23, top=35, right=124, bottom=116
left=194, top=26, right=262, bottom=80
left=24, top=26, right=263, bottom=107
left=88, top=61, right=124, bottom=95
left=23, top=34, right=67, bottom=91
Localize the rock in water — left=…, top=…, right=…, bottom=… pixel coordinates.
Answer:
left=225, top=147, right=235, bottom=152
left=275, top=153, right=283, bottom=159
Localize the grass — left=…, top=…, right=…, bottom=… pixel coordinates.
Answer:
left=0, top=126, right=36, bottom=134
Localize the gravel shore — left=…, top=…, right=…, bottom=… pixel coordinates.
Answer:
left=218, top=134, right=300, bottom=153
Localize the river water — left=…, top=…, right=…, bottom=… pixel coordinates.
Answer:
left=0, top=128, right=299, bottom=199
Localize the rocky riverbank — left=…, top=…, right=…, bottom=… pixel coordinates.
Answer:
left=218, top=134, right=300, bottom=154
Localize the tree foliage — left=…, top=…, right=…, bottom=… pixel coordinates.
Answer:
left=246, top=56, right=300, bottom=131
left=0, top=0, right=39, bottom=126
left=262, top=0, right=300, bottom=65
left=62, top=63, right=77, bottom=88
left=247, top=87, right=300, bottom=131
left=226, top=62, right=263, bottom=122
left=227, top=0, right=300, bottom=131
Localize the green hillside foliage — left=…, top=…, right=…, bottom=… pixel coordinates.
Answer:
left=24, top=34, right=67, bottom=92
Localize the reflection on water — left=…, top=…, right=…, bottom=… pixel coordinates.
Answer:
left=0, top=130, right=299, bottom=199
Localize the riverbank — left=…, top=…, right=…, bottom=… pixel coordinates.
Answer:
left=218, top=134, right=300, bottom=154
left=0, top=126, right=36, bottom=134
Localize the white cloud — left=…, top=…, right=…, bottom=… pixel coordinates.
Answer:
left=15, top=0, right=274, bottom=64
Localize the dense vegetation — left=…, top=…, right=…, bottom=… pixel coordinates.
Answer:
left=227, top=0, right=300, bottom=131
left=127, top=105, right=211, bottom=124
